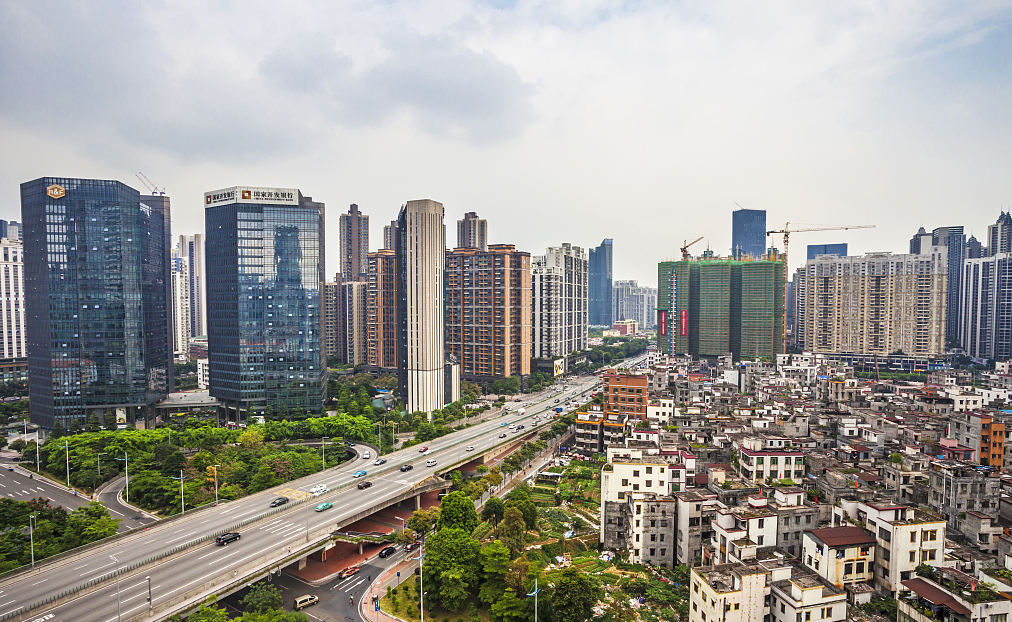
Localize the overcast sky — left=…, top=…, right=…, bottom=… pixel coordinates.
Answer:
left=1, top=1, right=1009, bottom=286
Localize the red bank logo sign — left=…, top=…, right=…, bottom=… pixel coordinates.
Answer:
left=680, top=309, right=688, bottom=336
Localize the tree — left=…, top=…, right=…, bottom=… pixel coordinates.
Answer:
left=104, top=411, right=118, bottom=431
left=240, top=583, right=284, bottom=613
left=51, top=422, right=65, bottom=439
left=437, top=491, right=479, bottom=534
left=890, top=453, right=904, bottom=464
left=424, top=527, right=481, bottom=610
left=239, top=428, right=265, bottom=451
left=438, top=564, right=471, bottom=611
left=550, top=568, right=601, bottom=622
left=86, top=414, right=102, bottom=433
left=481, top=497, right=505, bottom=526
left=478, top=540, right=511, bottom=604
left=407, top=507, right=440, bottom=536
left=505, top=496, right=538, bottom=531
left=500, top=507, right=526, bottom=556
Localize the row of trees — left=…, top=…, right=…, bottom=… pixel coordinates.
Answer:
left=571, top=338, right=648, bottom=372
left=0, top=498, right=120, bottom=571
left=418, top=488, right=601, bottom=622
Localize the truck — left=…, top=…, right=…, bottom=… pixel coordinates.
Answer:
left=517, top=408, right=526, bottom=416
left=554, top=407, right=563, bottom=414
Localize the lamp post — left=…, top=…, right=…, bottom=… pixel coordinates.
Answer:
left=409, top=543, right=426, bottom=622
left=116, top=452, right=130, bottom=503
left=212, top=465, right=220, bottom=507
left=526, top=578, right=541, bottom=622
left=96, top=452, right=106, bottom=478
left=170, top=470, right=186, bottom=515
left=110, top=555, right=122, bottom=622
left=321, top=437, right=328, bottom=469
left=145, top=575, right=152, bottom=612
left=305, top=486, right=311, bottom=542
left=64, top=438, right=70, bottom=487
left=28, top=514, right=35, bottom=567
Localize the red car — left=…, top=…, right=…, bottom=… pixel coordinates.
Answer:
left=404, top=542, right=421, bottom=552
left=338, top=566, right=360, bottom=580
left=418, top=446, right=428, bottom=452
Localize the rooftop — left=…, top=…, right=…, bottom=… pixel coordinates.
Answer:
left=807, top=526, right=876, bottom=548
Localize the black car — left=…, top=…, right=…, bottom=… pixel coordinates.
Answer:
left=400, top=464, right=413, bottom=472
left=270, top=496, right=289, bottom=507
left=499, top=433, right=507, bottom=438
left=378, top=546, right=398, bottom=558
left=357, top=481, right=373, bottom=490
left=216, top=532, right=241, bottom=545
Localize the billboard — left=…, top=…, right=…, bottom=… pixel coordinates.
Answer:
left=553, top=359, right=566, bottom=377
left=680, top=309, right=688, bottom=336
left=658, top=310, right=668, bottom=336
left=204, top=186, right=299, bottom=207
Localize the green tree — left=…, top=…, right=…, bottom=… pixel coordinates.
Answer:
left=407, top=507, right=440, bottom=536
left=890, top=452, right=904, bottom=464
left=51, top=421, right=65, bottom=439
left=424, top=527, right=481, bottom=610
left=478, top=540, right=511, bottom=604
left=438, top=564, right=471, bottom=611
left=505, top=496, right=537, bottom=531
left=499, top=507, right=526, bottom=556
left=437, top=491, right=479, bottom=534
left=104, top=411, right=118, bottom=431
left=86, top=414, right=102, bottom=433
left=490, top=587, right=527, bottom=622
left=240, top=583, right=284, bottom=613
left=550, top=568, right=601, bottom=622
left=481, top=497, right=505, bottom=526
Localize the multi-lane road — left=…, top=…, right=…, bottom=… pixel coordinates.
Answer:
left=0, top=364, right=633, bottom=622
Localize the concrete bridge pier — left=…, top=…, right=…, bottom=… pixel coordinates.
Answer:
left=358, top=542, right=364, bottom=555
left=415, top=494, right=421, bottom=510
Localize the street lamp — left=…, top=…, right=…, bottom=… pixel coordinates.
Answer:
left=408, top=542, right=426, bottom=622
left=28, top=513, right=35, bottom=567
left=96, top=452, right=106, bottom=478
left=170, top=470, right=186, bottom=515
left=321, top=437, right=328, bottom=469
left=110, top=554, right=122, bottom=622
left=64, top=438, right=70, bottom=487
left=145, top=575, right=152, bottom=612
left=212, top=465, right=220, bottom=507
left=526, top=578, right=541, bottom=622
left=115, top=452, right=130, bottom=503
left=304, top=486, right=312, bottom=542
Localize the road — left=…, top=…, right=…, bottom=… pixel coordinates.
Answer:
left=0, top=365, right=631, bottom=622
left=95, top=476, right=160, bottom=532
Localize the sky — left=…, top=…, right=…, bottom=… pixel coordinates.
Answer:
left=0, top=0, right=1010, bottom=286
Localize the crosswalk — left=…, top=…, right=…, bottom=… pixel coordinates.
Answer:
left=3, top=486, right=47, bottom=499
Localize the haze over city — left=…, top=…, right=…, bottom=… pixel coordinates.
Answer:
left=2, top=1, right=1009, bottom=285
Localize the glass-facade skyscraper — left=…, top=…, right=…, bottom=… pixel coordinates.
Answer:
left=589, top=238, right=613, bottom=326
left=205, top=187, right=326, bottom=422
left=21, top=177, right=172, bottom=430
left=732, top=208, right=766, bottom=258
left=806, top=243, right=848, bottom=259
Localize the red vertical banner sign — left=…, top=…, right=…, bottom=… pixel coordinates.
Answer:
left=680, top=309, right=688, bottom=336
left=658, top=310, right=668, bottom=336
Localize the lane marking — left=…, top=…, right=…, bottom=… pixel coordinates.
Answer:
left=164, top=533, right=194, bottom=544
left=344, top=578, right=365, bottom=592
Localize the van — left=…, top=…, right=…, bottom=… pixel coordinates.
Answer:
left=294, top=594, right=319, bottom=610
left=425, top=459, right=437, bottom=467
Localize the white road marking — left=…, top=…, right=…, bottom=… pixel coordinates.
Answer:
left=0, top=600, right=14, bottom=608
left=81, top=561, right=115, bottom=576
left=258, top=518, right=284, bottom=530
left=344, top=578, right=366, bottom=592
left=31, top=578, right=47, bottom=585
left=164, top=532, right=194, bottom=544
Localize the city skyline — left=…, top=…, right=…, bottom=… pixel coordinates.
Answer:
left=1, top=4, right=1008, bottom=287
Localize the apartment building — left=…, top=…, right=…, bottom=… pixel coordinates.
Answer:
left=603, top=371, right=648, bottom=420
left=366, top=249, right=398, bottom=374
left=734, top=438, right=806, bottom=484
left=706, top=496, right=779, bottom=565
left=802, top=249, right=947, bottom=356
left=769, top=565, right=847, bottom=622
left=767, top=487, right=819, bottom=557
left=836, top=501, right=945, bottom=596
left=321, top=277, right=343, bottom=361
left=900, top=569, right=1012, bottom=622
left=674, top=489, right=719, bottom=567
left=926, top=460, right=1001, bottom=552
left=600, top=453, right=670, bottom=549
left=531, top=243, right=588, bottom=359
left=802, top=527, right=876, bottom=589
left=947, top=411, right=1005, bottom=470
left=624, top=492, right=677, bottom=566
left=342, top=281, right=368, bottom=366
left=444, top=244, right=531, bottom=383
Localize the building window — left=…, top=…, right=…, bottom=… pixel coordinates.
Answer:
left=856, top=562, right=864, bottom=574
left=646, top=467, right=653, bottom=474
left=633, top=470, right=640, bottom=477
left=844, top=562, right=852, bottom=576
left=823, top=607, right=832, bottom=619
left=734, top=604, right=739, bottom=610
left=622, top=479, right=629, bottom=486
left=910, top=531, right=917, bottom=543
left=758, top=536, right=764, bottom=545
left=661, top=549, right=666, bottom=556
left=805, top=612, right=811, bottom=621
left=909, top=551, right=916, bottom=562
left=758, top=519, right=764, bottom=528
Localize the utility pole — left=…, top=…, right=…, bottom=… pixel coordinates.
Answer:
left=171, top=470, right=186, bottom=514
left=527, top=578, right=541, bottom=622
left=321, top=437, right=328, bottom=469
left=213, top=465, right=220, bottom=506
left=28, top=514, right=35, bottom=567
left=116, top=453, right=130, bottom=502
left=65, top=438, right=70, bottom=487
left=146, top=575, right=152, bottom=612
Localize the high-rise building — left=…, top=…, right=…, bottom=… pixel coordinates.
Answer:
left=398, top=199, right=455, bottom=415
left=205, top=186, right=326, bottom=422
left=803, top=249, right=947, bottom=356
left=792, top=268, right=807, bottom=349
left=0, top=221, right=23, bottom=242
left=589, top=238, right=613, bottom=326
left=988, top=212, right=1012, bottom=256
left=367, top=249, right=399, bottom=374
left=339, top=204, right=369, bottom=281
left=909, top=227, right=933, bottom=254
left=967, top=234, right=984, bottom=259
left=657, top=258, right=783, bottom=359
left=456, top=212, right=487, bottom=251
left=170, top=250, right=191, bottom=360
left=0, top=237, right=27, bottom=377
left=444, top=244, right=530, bottom=383
left=960, top=253, right=1012, bottom=360
left=731, top=207, right=766, bottom=258
left=321, top=275, right=343, bottom=361
left=531, top=243, right=588, bottom=360
left=383, top=220, right=399, bottom=251
left=177, top=234, right=206, bottom=338
left=931, top=226, right=966, bottom=341
left=806, top=243, right=847, bottom=259
left=613, top=280, right=657, bottom=329
left=342, top=280, right=368, bottom=365
left=21, top=177, right=172, bottom=429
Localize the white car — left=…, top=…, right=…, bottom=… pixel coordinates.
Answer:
left=363, top=451, right=371, bottom=459
left=465, top=446, right=475, bottom=451
left=312, top=487, right=330, bottom=497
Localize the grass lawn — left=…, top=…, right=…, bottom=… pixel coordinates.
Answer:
left=382, top=578, right=491, bottom=622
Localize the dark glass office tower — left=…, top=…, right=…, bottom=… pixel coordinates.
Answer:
left=731, top=208, right=766, bottom=258
left=205, top=187, right=326, bottom=422
left=589, top=239, right=613, bottom=326
left=21, top=177, right=172, bottom=430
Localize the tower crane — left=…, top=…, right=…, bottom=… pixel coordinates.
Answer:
left=681, top=236, right=704, bottom=261
left=766, top=221, right=876, bottom=354
left=135, top=172, right=166, bottom=196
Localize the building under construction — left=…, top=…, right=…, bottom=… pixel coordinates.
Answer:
left=657, top=257, right=784, bottom=360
